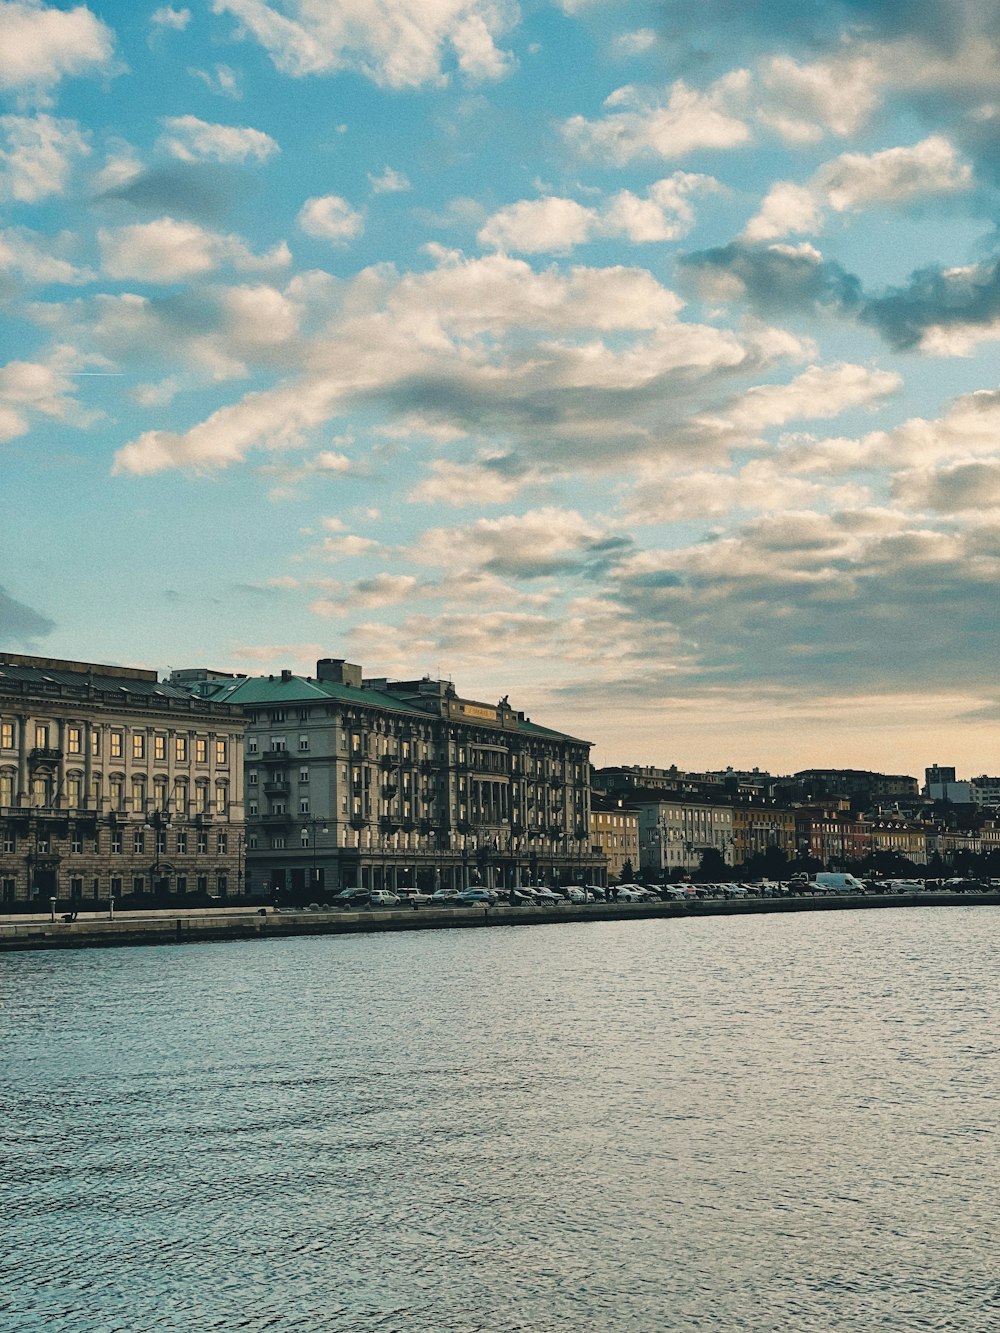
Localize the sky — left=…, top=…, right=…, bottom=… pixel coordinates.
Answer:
left=2, top=0, right=1000, bottom=778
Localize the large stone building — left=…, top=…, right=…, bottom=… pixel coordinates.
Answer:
left=177, top=659, right=604, bottom=896
left=0, top=654, right=246, bottom=906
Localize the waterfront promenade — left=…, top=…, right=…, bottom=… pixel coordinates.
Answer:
left=2, top=889, right=998, bottom=952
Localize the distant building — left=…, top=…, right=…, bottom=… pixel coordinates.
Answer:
left=794, top=803, right=871, bottom=866
left=0, top=653, right=246, bottom=906
left=176, top=659, right=604, bottom=896
left=795, top=769, right=919, bottom=803
left=731, top=801, right=796, bottom=866
left=635, top=792, right=735, bottom=878
left=589, top=793, right=639, bottom=882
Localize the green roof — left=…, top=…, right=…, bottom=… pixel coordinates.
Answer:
left=206, top=673, right=589, bottom=744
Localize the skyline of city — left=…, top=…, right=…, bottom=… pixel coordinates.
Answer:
left=4, top=1, right=1000, bottom=774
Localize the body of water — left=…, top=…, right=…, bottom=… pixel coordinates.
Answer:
left=2, top=908, right=998, bottom=1331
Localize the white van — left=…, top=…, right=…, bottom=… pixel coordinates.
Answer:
left=811, top=873, right=865, bottom=894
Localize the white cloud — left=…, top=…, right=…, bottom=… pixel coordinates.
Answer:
left=0, top=225, right=92, bottom=285
left=0, top=0, right=115, bottom=103
left=0, top=352, right=95, bottom=442
left=478, top=173, right=718, bottom=254
left=612, top=29, right=656, bottom=58
left=715, top=363, right=901, bottom=434
left=817, top=134, right=972, bottom=212
left=213, top=0, right=516, bottom=88
left=0, top=113, right=89, bottom=202
left=157, top=114, right=280, bottom=163
left=743, top=135, right=972, bottom=241
left=110, top=249, right=807, bottom=475
left=757, top=54, right=880, bottom=143
left=188, top=63, right=242, bottom=98
left=623, top=460, right=868, bottom=524
left=368, top=165, right=411, bottom=193
left=98, top=218, right=291, bottom=282
left=150, top=6, right=190, bottom=32
left=563, top=73, right=751, bottom=163
left=478, top=196, right=596, bottom=254
left=742, top=182, right=822, bottom=242
left=298, top=194, right=365, bottom=243
left=408, top=457, right=534, bottom=506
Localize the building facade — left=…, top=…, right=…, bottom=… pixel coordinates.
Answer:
left=180, top=659, right=605, bottom=896
left=637, top=793, right=735, bottom=877
left=0, top=653, right=246, bottom=906
left=589, top=793, right=640, bottom=882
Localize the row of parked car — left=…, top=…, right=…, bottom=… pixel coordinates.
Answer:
left=287, top=875, right=999, bottom=914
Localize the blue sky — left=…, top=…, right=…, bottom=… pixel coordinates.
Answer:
left=3, top=0, right=1000, bottom=776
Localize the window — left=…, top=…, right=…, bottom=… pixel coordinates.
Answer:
left=2, top=879, right=14, bottom=902
left=132, top=734, right=145, bottom=760
left=270, top=710, right=285, bottom=723
left=36, top=832, right=50, bottom=854
left=133, top=831, right=144, bottom=854
left=133, top=876, right=145, bottom=895
left=197, top=876, right=208, bottom=894
left=111, top=831, right=122, bottom=854
left=2, top=832, right=15, bottom=854
left=175, top=737, right=187, bottom=762
left=176, top=830, right=187, bottom=854
left=217, top=831, right=228, bottom=855
left=91, top=730, right=100, bottom=757
left=111, top=877, right=122, bottom=898
left=196, top=784, right=208, bottom=813
left=247, top=738, right=258, bottom=754
left=35, top=724, right=49, bottom=749
left=67, top=777, right=81, bottom=808
left=0, top=721, right=14, bottom=749
left=271, top=738, right=286, bottom=752
left=174, top=780, right=188, bottom=814
left=176, top=876, right=187, bottom=894
left=248, top=770, right=258, bottom=785
left=71, top=832, right=82, bottom=854
left=248, top=835, right=257, bottom=850
left=300, top=827, right=310, bottom=846
left=248, top=801, right=258, bottom=817
left=110, top=731, right=123, bottom=758
left=156, top=831, right=166, bottom=855
left=67, top=726, right=81, bottom=755
left=132, top=778, right=145, bottom=814
left=298, top=735, right=309, bottom=751
left=197, top=831, right=208, bottom=854
left=299, top=767, right=309, bottom=783
left=215, top=739, right=227, bottom=765
left=216, top=874, right=227, bottom=896
left=271, top=836, right=285, bottom=849
left=196, top=738, right=207, bottom=764
left=299, top=799, right=310, bottom=815
left=154, top=734, right=166, bottom=761
left=154, top=778, right=168, bottom=810
left=0, top=773, right=12, bottom=809
left=215, top=784, right=227, bottom=814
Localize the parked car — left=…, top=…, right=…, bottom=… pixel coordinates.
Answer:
left=564, top=886, right=588, bottom=903
left=532, top=887, right=562, bottom=906
left=455, top=888, right=496, bottom=905
left=395, top=888, right=433, bottom=905
left=584, top=885, right=607, bottom=901
left=430, top=888, right=460, bottom=902
left=368, top=889, right=400, bottom=908
left=332, top=888, right=370, bottom=909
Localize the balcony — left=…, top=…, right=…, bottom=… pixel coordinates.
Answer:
left=349, top=815, right=369, bottom=830
left=260, top=811, right=293, bottom=827
left=29, top=747, right=62, bottom=764
left=379, top=815, right=401, bottom=833
left=263, top=780, right=289, bottom=796
left=379, top=755, right=396, bottom=771
left=260, top=749, right=290, bottom=765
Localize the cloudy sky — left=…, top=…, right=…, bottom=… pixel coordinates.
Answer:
left=3, top=0, right=1000, bottom=777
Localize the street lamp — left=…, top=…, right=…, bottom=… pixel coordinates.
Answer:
left=309, top=816, right=329, bottom=893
